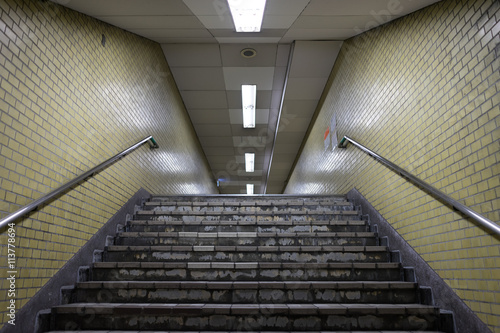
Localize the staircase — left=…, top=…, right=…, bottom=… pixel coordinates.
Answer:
left=43, top=195, right=454, bottom=332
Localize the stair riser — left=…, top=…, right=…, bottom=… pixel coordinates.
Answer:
left=92, top=267, right=402, bottom=281
left=115, top=236, right=377, bottom=246
left=143, top=205, right=356, bottom=213
left=103, top=250, right=390, bottom=263
left=134, top=215, right=362, bottom=222
left=126, top=224, right=370, bottom=233
left=127, top=224, right=370, bottom=233
left=53, top=312, right=440, bottom=331
left=74, top=288, right=417, bottom=304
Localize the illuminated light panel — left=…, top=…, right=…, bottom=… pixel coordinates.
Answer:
left=242, top=84, right=256, bottom=128
left=245, top=152, right=255, bottom=172
left=227, top=0, right=267, bottom=32
left=246, top=184, right=254, bottom=194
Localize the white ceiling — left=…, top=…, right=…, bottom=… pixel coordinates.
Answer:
left=56, top=0, right=440, bottom=194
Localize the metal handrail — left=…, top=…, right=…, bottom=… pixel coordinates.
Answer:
left=339, top=135, right=500, bottom=236
left=0, top=136, right=159, bottom=230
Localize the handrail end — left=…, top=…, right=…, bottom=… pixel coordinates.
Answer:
left=338, top=136, right=348, bottom=148
left=149, top=137, right=159, bottom=149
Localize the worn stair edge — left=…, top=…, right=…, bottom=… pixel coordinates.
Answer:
left=127, top=219, right=367, bottom=225
left=50, top=303, right=443, bottom=331
left=46, top=331, right=449, bottom=333
left=91, top=262, right=403, bottom=282
left=70, top=280, right=419, bottom=304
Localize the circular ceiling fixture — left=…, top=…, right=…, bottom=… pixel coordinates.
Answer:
left=241, top=48, right=257, bottom=58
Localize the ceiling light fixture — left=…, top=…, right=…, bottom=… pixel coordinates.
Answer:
left=242, top=84, right=256, bottom=128
left=246, top=184, right=254, bottom=195
left=245, top=152, right=255, bottom=172
left=227, top=0, right=266, bottom=32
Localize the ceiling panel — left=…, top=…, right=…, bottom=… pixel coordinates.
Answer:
left=291, top=15, right=381, bottom=29
left=193, top=124, right=232, bottom=137
left=69, top=0, right=192, bottom=16
left=97, top=16, right=204, bottom=29
left=203, top=147, right=236, bottom=155
left=223, top=67, right=276, bottom=90
left=129, top=29, right=213, bottom=39
left=216, top=37, right=283, bottom=44
left=181, top=91, right=227, bottom=109
left=161, top=44, right=222, bottom=67
left=182, top=0, right=230, bottom=15
left=289, top=41, right=342, bottom=78
left=277, top=118, right=311, bottom=133
left=170, top=67, right=226, bottom=91
left=57, top=0, right=441, bottom=194
left=232, top=136, right=268, bottom=148
left=155, top=38, right=217, bottom=44
left=285, top=77, right=329, bottom=100
left=189, top=109, right=230, bottom=124
left=283, top=29, right=359, bottom=41
left=199, top=137, right=236, bottom=147
left=281, top=100, right=320, bottom=117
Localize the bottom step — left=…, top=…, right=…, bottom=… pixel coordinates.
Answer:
left=47, top=331, right=448, bottom=333
left=51, top=303, right=442, bottom=331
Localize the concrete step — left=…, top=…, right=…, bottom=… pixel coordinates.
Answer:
left=103, top=245, right=390, bottom=263
left=115, top=231, right=378, bottom=246
left=50, top=303, right=442, bottom=331
left=46, top=331, right=448, bottom=333
left=126, top=220, right=370, bottom=233
left=73, top=280, right=419, bottom=304
left=135, top=210, right=361, bottom=222
left=91, top=262, right=403, bottom=281
left=142, top=204, right=356, bottom=213
left=147, top=197, right=350, bottom=207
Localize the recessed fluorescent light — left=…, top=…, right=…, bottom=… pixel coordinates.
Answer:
left=245, top=152, right=255, bottom=172
left=227, top=0, right=266, bottom=32
left=246, top=184, right=254, bottom=195
left=242, top=84, right=256, bottom=128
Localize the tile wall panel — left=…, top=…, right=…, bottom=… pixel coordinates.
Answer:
left=0, top=0, right=217, bottom=324
left=286, top=0, right=499, bottom=331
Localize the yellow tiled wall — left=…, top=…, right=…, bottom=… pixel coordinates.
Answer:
left=286, top=0, right=499, bottom=331
left=0, top=0, right=217, bottom=325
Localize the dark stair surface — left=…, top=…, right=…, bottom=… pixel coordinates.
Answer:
left=43, top=195, right=453, bottom=333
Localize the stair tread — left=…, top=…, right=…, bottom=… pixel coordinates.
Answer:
left=93, top=261, right=400, bottom=269
left=118, top=231, right=375, bottom=237
left=54, top=302, right=439, bottom=315
left=47, top=331, right=447, bottom=333
left=127, top=220, right=367, bottom=225
left=77, top=280, right=417, bottom=289
left=137, top=210, right=359, bottom=215
left=105, top=245, right=388, bottom=251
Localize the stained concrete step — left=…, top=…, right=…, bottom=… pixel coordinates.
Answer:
left=73, top=280, right=419, bottom=304
left=46, top=331, right=448, bottom=333
left=115, top=231, right=378, bottom=246
left=50, top=303, right=442, bottom=331
left=103, top=245, right=390, bottom=263
left=142, top=204, right=356, bottom=213
left=147, top=198, right=350, bottom=207
left=135, top=210, right=361, bottom=221
left=126, top=220, right=370, bottom=233
left=92, top=262, right=403, bottom=281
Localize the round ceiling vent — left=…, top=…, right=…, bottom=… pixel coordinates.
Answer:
left=241, top=48, right=257, bottom=58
